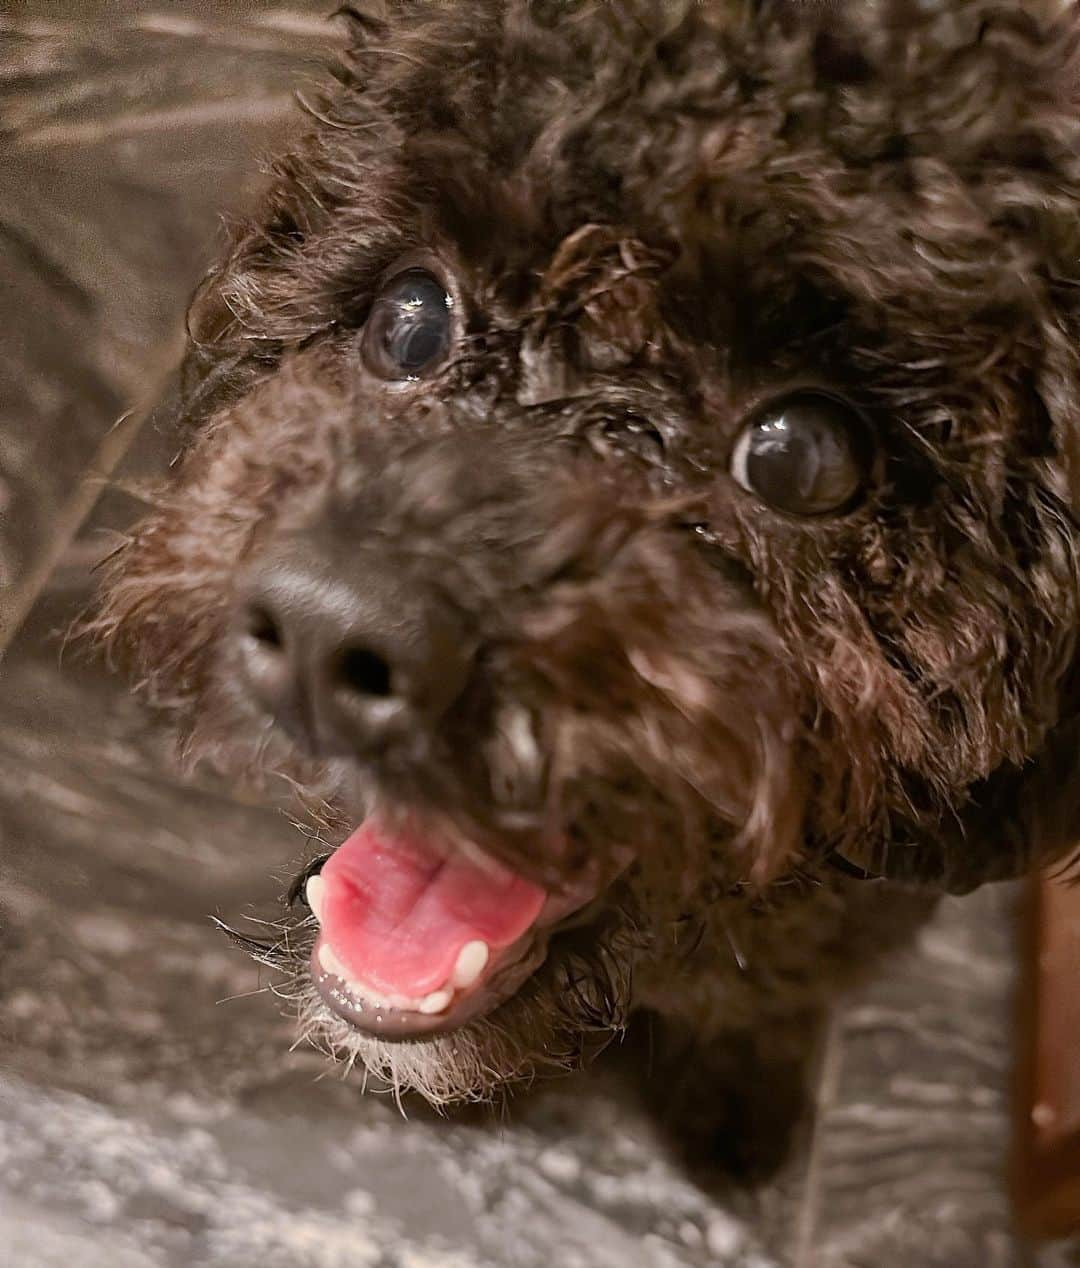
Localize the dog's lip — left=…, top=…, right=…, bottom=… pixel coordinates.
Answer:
left=309, top=887, right=603, bottom=1040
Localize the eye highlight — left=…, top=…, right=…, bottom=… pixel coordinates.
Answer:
left=730, top=392, right=873, bottom=516
left=361, top=269, right=454, bottom=381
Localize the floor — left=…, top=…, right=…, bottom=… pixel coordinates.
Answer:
left=1, top=5, right=1078, bottom=1266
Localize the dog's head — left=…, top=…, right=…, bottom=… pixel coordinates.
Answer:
left=92, top=0, right=1080, bottom=1098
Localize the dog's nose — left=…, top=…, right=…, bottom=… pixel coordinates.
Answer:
left=235, top=536, right=472, bottom=754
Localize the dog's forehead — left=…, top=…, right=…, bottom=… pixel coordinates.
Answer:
left=375, top=2, right=1065, bottom=352
left=187, top=0, right=1080, bottom=500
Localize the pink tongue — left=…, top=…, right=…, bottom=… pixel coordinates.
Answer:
left=318, top=822, right=548, bottom=997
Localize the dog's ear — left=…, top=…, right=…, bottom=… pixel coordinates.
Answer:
left=822, top=2, right=1080, bottom=892
left=838, top=346, right=1080, bottom=896
left=843, top=358, right=1080, bottom=894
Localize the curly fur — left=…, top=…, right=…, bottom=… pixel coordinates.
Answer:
left=87, top=0, right=1080, bottom=1149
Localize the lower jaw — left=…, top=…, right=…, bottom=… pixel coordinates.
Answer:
left=309, top=926, right=552, bottom=1040
left=307, top=882, right=618, bottom=1041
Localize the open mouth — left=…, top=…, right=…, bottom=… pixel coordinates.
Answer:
left=306, top=818, right=601, bottom=1039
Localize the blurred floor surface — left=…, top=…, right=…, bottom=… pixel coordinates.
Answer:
left=2, top=5, right=1079, bottom=1266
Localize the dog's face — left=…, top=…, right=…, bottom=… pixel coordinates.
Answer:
left=93, top=0, right=1080, bottom=1099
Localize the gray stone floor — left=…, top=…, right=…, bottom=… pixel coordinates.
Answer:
left=2, top=5, right=1079, bottom=1266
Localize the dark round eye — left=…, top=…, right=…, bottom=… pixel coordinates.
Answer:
left=730, top=392, right=873, bottom=516
left=361, top=270, right=453, bottom=380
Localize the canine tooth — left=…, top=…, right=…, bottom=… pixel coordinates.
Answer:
left=451, top=940, right=490, bottom=990
left=418, top=989, right=453, bottom=1015
left=305, top=874, right=326, bottom=923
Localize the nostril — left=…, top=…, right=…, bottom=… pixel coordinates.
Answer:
left=246, top=605, right=284, bottom=650
left=335, top=646, right=394, bottom=698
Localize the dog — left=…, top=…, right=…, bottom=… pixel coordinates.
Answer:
left=89, top=0, right=1080, bottom=1178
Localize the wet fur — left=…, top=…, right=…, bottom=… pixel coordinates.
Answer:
left=89, top=0, right=1080, bottom=1171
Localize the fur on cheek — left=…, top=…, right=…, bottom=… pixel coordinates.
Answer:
left=85, top=359, right=354, bottom=711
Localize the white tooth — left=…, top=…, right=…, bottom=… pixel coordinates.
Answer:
left=305, top=874, right=326, bottom=923
left=451, top=940, right=490, bottom=990
left=418, top=989, right=453, bottom=1015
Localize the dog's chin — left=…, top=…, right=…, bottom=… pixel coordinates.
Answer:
left=297, top=904, right=638, bottom=1105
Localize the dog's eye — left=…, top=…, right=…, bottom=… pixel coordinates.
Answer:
left=361, top=270, right=453, bottom=380
left=730, top=392, right=872, bottom=516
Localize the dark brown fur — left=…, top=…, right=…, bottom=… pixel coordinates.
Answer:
left=89, top=0, right=1080, bottom=1174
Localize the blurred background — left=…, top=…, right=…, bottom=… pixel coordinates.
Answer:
left=1, top=4, right=1078, bottom=1266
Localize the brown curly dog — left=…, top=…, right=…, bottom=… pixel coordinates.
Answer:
left=90, top=0, right=1080, bottom=1178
